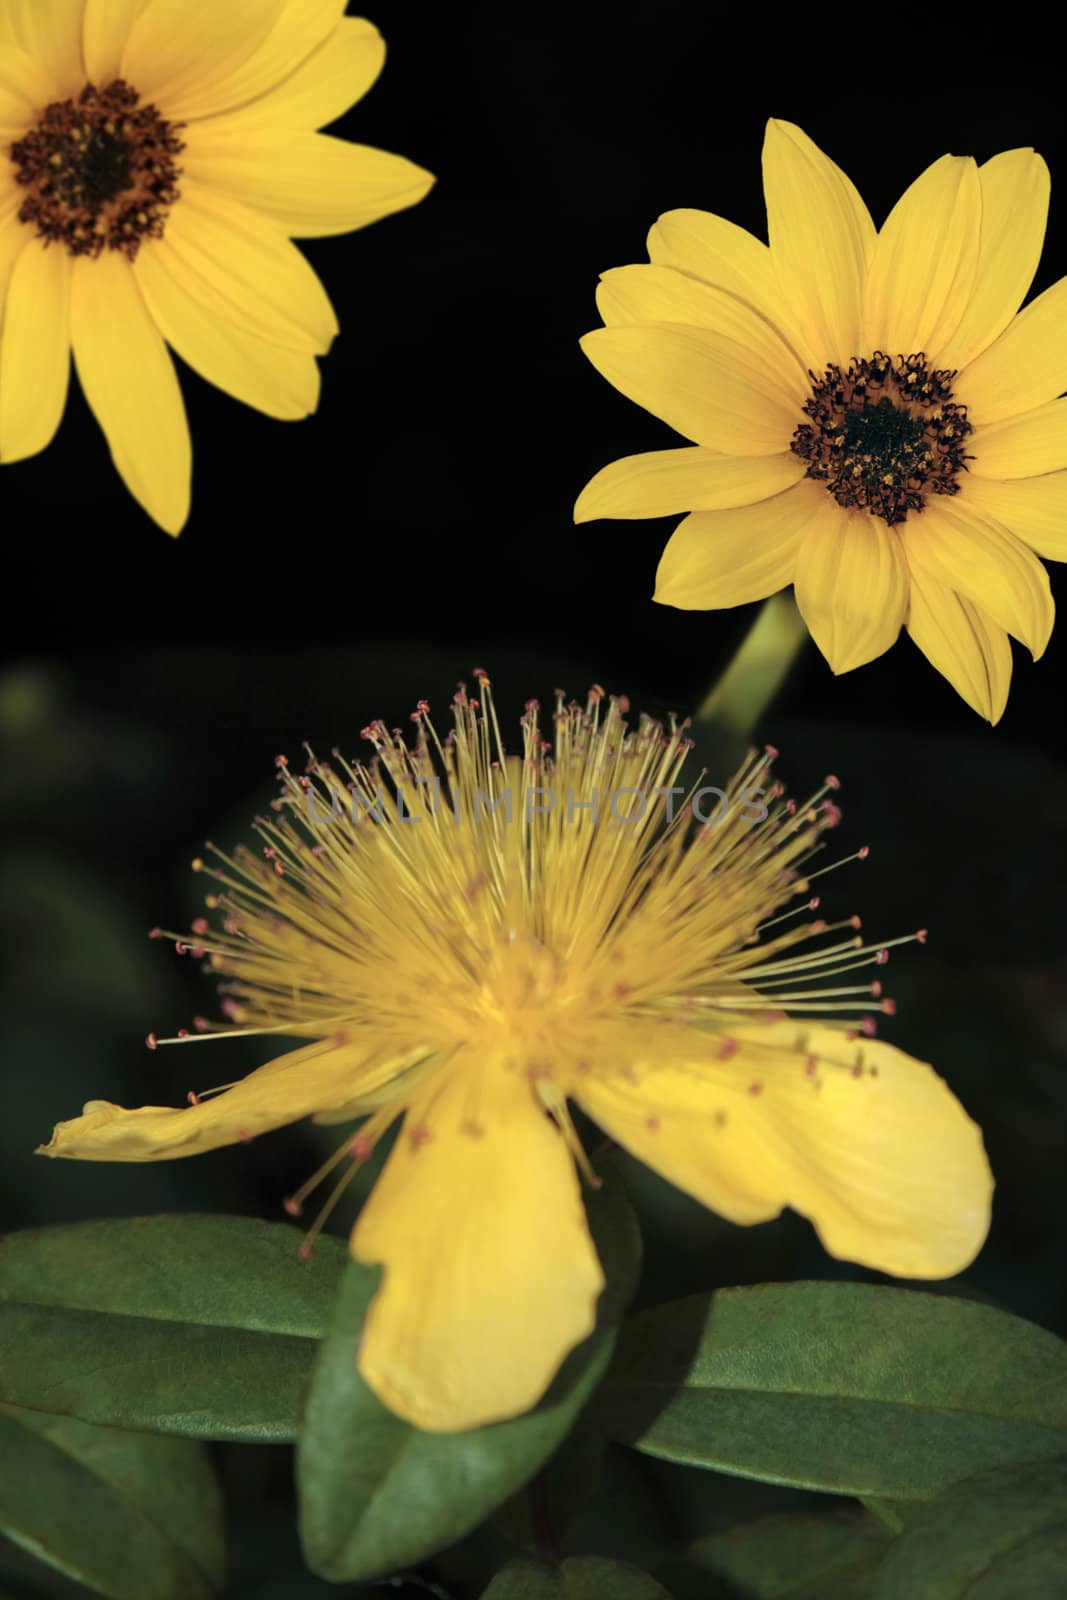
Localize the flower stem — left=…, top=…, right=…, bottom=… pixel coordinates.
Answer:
left=695, top=592, right=808, bottom=739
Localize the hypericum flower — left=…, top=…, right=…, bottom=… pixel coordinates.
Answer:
left=0, top=1, right=433, bottom=534
left=575, top=120, right=1067, bottom=722
left=38, top=676, right=992, bottom=1431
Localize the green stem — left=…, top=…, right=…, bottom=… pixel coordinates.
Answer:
left=860, top=1496, right=908, bottom=1534
left=695, top=592, right=808, bottom=739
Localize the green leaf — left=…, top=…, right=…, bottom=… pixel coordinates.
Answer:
left=0, top=1215, right=348, bottom=1440
left=480, top=1556, right=672, bottom=1599
left=297, top=1172, right=642, bottom=1582
left=870, top=1457, right=1067, bottom=1598
left=595, top=1282, right=1067, bottom=1498
left=657, top=1509, right=890, bottom=1600
left=0, top=1404, right=223, bottom=1599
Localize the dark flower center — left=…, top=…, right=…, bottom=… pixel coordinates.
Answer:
left=791, top=352, right=974, bottom=526
left=9, top=80, right=184, bottom=261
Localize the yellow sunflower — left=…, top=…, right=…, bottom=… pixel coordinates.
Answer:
left=38, top=676, right=992, bottom=1433
left=575, top=120, right=1066, bottom=723
left=0, top=0, right=434, bottom=534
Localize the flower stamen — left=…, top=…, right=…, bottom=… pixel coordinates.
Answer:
left=10, top=80, right=184, bottom=259
left=792, top=352, right=974, bottom=525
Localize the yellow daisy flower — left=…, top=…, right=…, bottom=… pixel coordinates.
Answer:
left=575, top=120, right=1066, bottom=723
left=0, top=0, right=433, bottom=534
left=38, top=676, right=992, bottom=1432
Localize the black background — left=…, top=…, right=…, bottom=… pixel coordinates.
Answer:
left=2, top=13, right=1067, bottom=1595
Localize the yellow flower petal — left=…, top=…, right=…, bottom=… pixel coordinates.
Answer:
left=579, top=323, right=798, bottom=456
left=935, top=149, right=1050, bottom=374
left=906, top=565, right=1012, bottom=725
left=37, top=1039, right=365, bottom=1161
left=134, top=242, right=320, bottom=419
left=647, top=206, right=807, bottom=360
left=0, top=240, right=71, bottom=465
left=164, top=182, right=338, bottom=352
left=202, top=15, right=385, bottom=132
left=654, top=479, right=824, bottom=609
left=575, top=448, right=806, bottom=522
left=579, top=1023, right=992, bottom=1280
left=960, top=470, right=1067, bottom=562
left=762, top=119, right=875, bottom=369
left=7, top=0, right=86, bottom=97
left=904, top=496, right=1054, bottom=657
left=0, top=39, right=54, bottom=128
left=863, top=155, right=981, bottom=363
left=71, top=252, right=190, bottom=536
left=83, top=0, right=150, bottom=84
left=794, top=505, right=908, bottom=674
left=955, top=276, right=1067, bottom=425
left=0, top=193, right=26, bottom=321
left=595, top=264, right=808, bottom=402
left=352, top=1060, right=605, bottom=1432
left=121, top=0, right=287, bottom=111
left=183, top=130, right=435, bottom=239
left=177, top=0, right=347, bottom=123
left=970, top=399, right=1067, bottom=479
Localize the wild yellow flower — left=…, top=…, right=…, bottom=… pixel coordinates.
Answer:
left=0, top=0, right=433, bottom=533
left=38, top=676, right=992, bottom=1432
left=576, top=120, right=1066, bottom=723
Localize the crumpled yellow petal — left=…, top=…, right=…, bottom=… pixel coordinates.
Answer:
left=71, top=252, right=191, bottom=536
left=955, top=276, right=1067, bottom=425
left=647, top=206, right=808, bottom=362
left=763, top=119, right=875, bottom=370
left=960, top=471, right=1067, bottom=562
left=970, top=398, right=1067, bottom=479
left=794, top=504, right=908, bottom=674
left=904, top=497, right=1054, bottom=658
left=0, top=240, right=71, bottom=464
left=36, top=1039, right=367, bottom=1161
left=906, top=564, right=1012, bottom=725
left=575, top=448, right=805, bottom=523
left=163, top=182, right=338, bottom=353
left=863, top=155, right=981, bottom=362
left=654, top=479, right=824, bottom=609
left=595, top=265, right=808, bottom=402
left=578, top=1022, right=992, bottom=1279
left=134, top=241, right=320, bottom=419
left=184, top=130, right=435, bottom=239
left=935, top=149, right=1050, bottom=374
left=204, top=15, right=385, bottom=133
left=352, top=1058, right=605, bottom=1432
left=579, top=323, right=798, bottom=456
